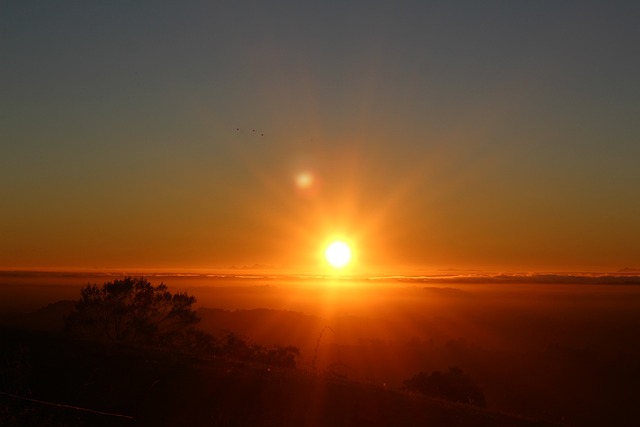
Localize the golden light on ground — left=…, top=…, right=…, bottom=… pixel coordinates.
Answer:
left=324, top=241, right=352, bottom=269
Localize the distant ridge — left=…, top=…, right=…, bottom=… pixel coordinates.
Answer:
left=618, top=267, right=640, bottom=273
left=3, top=270, right=640, bottom=285
left=395, top=273, right=640, bottom=285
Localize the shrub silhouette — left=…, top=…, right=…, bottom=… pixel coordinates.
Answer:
left=64, top=276, right=301, bottom=368
left=64, top=276, right=199, bottom=347
left=218, top=332, right=300, bottom=368
left=64, top=277, right=300, bottom=367
left=402, top=366, right=486, bottom=407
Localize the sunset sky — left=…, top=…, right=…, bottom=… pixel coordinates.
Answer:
left=1, top=1, right=639, bottom=273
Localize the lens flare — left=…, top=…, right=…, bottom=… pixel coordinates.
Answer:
left=295, top=172, right=314, bottom=189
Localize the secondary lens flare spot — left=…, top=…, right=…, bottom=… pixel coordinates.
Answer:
left=295, top=172, right=314, bottom=189
left=324, top=241, right=352, bottom=269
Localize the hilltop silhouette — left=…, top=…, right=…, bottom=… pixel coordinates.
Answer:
left=3, top=276, right=640, bottom=426
left=0, top=278, right=555, bottom=426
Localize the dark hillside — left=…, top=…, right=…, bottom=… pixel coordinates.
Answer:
left=4, top=301, right=640, bottom=425
left=0, top=328, right=552, bottom=427
left=0, top=300, right=75, bottom=331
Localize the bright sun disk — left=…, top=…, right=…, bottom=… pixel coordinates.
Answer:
left=324, top=241, right=352, bottom=269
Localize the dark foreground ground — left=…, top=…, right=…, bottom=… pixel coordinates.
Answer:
left=0, top=328, right=554, bottom=427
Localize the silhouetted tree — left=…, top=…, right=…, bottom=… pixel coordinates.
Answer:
left=217, top=332, right=300, bottom=368
left=259, top=345, right=300, bottom=368
left=402, top=366, right=486, bottom=407
left=65, top=276, right=199, bottom=347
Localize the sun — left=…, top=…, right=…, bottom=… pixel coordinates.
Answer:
left=324, top=241, right=352, bottom=269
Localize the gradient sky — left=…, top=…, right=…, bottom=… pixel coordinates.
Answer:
left=2, top=1, right=639, bottom=273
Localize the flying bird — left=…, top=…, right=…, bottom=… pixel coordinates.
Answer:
left=234, top=127, right=265, bottom=137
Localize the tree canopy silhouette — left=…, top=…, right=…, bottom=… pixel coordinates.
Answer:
left=402, top=367, right=486, bottom=407
left=65, top=276, right=199, bottom=347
